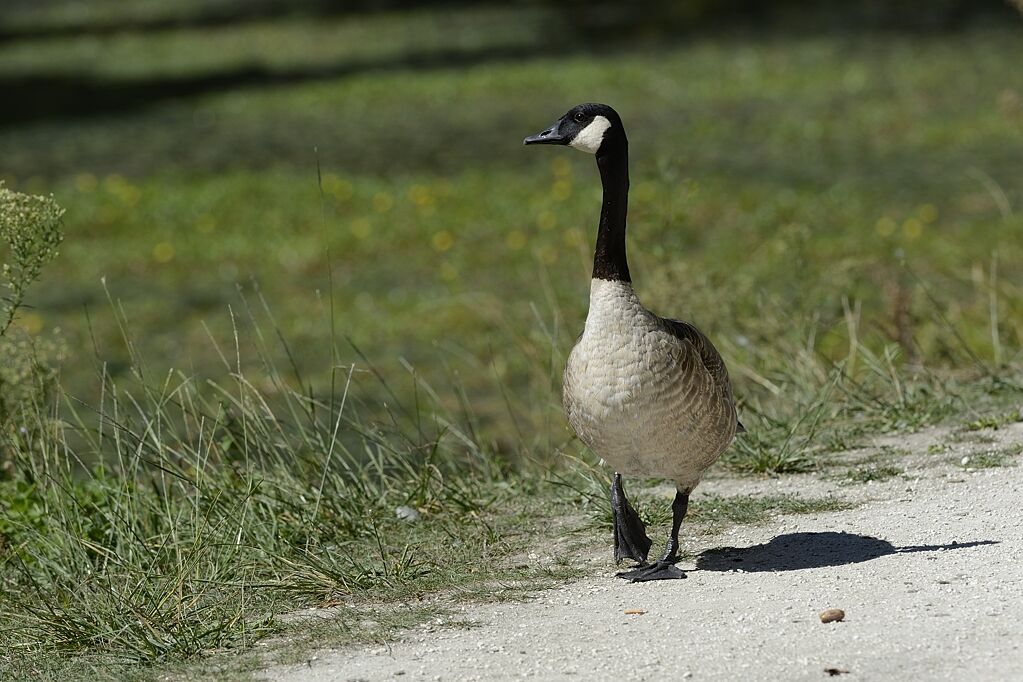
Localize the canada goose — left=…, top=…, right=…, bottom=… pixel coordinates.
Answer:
left=524, top=103, right=742, bottom=582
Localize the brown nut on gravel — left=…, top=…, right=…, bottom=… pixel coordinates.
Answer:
left=820, top=608, right=845, bottom=623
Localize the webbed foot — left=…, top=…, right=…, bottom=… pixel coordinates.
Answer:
left=611, top=473, right=652, bottom=564
left=618, top=489, right=691, bottom=583
left=617, top=560, right=686, bottom=582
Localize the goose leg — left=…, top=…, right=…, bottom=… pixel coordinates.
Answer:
left=611, top=472, right=652, bottom=564
left=618, top=489, right=689, bottom=582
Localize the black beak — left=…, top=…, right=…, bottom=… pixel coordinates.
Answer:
left=524, top=120, right=567, bottom=146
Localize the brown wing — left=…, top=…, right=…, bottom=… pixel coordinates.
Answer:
left=661, top=317, right=743, bottom=432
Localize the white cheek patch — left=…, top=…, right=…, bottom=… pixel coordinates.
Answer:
left=570, top=115, right=611, bottom=154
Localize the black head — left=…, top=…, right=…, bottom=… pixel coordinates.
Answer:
left=523, top=103, right=626, bottom=155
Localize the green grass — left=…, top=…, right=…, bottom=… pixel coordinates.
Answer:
left=4, top=22, right=1022, bottom=460
left=839, top=464, right=905, bottom=484
left=0, top=6, right=555, bottom=80
left=830, top=445, right=908, bottom=484
left=2, top=5, right=1023, bottom=679
left=0, top=329, right=593, bottom=676
left=688, top=494, right=853, bottom=530
left=963, top=410, right=1022, bottom=431
left=959, top=444, right=1022, bottom=469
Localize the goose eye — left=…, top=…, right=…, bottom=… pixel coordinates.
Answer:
left=574, top=112, right=586, bottom=123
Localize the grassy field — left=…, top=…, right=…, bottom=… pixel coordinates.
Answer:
left=2, top=3, right=1023, bottom=679
left=4, top=12, right=1023, bottom=429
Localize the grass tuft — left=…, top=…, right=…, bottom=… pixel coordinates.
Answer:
left=839, top=464, right=905, bottom=484
left=959, top=444, right=1022, bottom=469
left=963, top=411, right=1022, bottom=432
left=689, top=494, right=854, bottom=530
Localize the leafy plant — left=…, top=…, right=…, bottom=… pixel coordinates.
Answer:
left=0, top=182, right=64, bottom=337
left=0, top=183, right=65, bottom=445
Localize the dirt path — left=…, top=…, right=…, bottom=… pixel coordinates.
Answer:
left=265, top=424, right=1023, bottom=681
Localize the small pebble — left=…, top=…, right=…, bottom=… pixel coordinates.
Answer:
left=395, top=505, right=421, bottom=523
left=820, top=608, right=845, bottom=623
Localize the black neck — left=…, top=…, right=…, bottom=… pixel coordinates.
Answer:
left=592, top=140, right=631, bottom=282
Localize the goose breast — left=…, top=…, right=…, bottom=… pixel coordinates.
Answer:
left=563, top=279, right=737, bottom=489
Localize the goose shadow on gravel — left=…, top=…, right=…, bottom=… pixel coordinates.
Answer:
left=694, top=532, right=1000, bottom=572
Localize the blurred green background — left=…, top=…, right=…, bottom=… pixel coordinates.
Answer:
left=3, top=0, right=1022, bottom=442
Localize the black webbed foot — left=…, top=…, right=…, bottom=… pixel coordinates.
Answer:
left=617, top=489, right=691, bottom=583
left=611, top=473, right=652, bottom=564
left=617, top=560, right=686, bottom=582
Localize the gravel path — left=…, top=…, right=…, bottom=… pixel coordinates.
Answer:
left=265, top=424, right=1023, bottom=681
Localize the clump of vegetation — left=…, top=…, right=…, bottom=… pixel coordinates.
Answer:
left=834, top=445, right=909, bottom=484
left=689, top=494, right=853, bottom=531
left=0, top=182, right=64, bottom=336
left=724, top=424, right=814, bottom=475
left=0, top=183, right=65, bottom=447
left=963, top=411, right=1021, bottom=432
left=840, top=464, right=905, bottom=484
left=0, top=305, right=582, bottom=670
left=960, top=444, right=1022, bottom=470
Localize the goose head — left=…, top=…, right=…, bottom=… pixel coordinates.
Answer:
left=523, top=103, right=626, bottom=155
